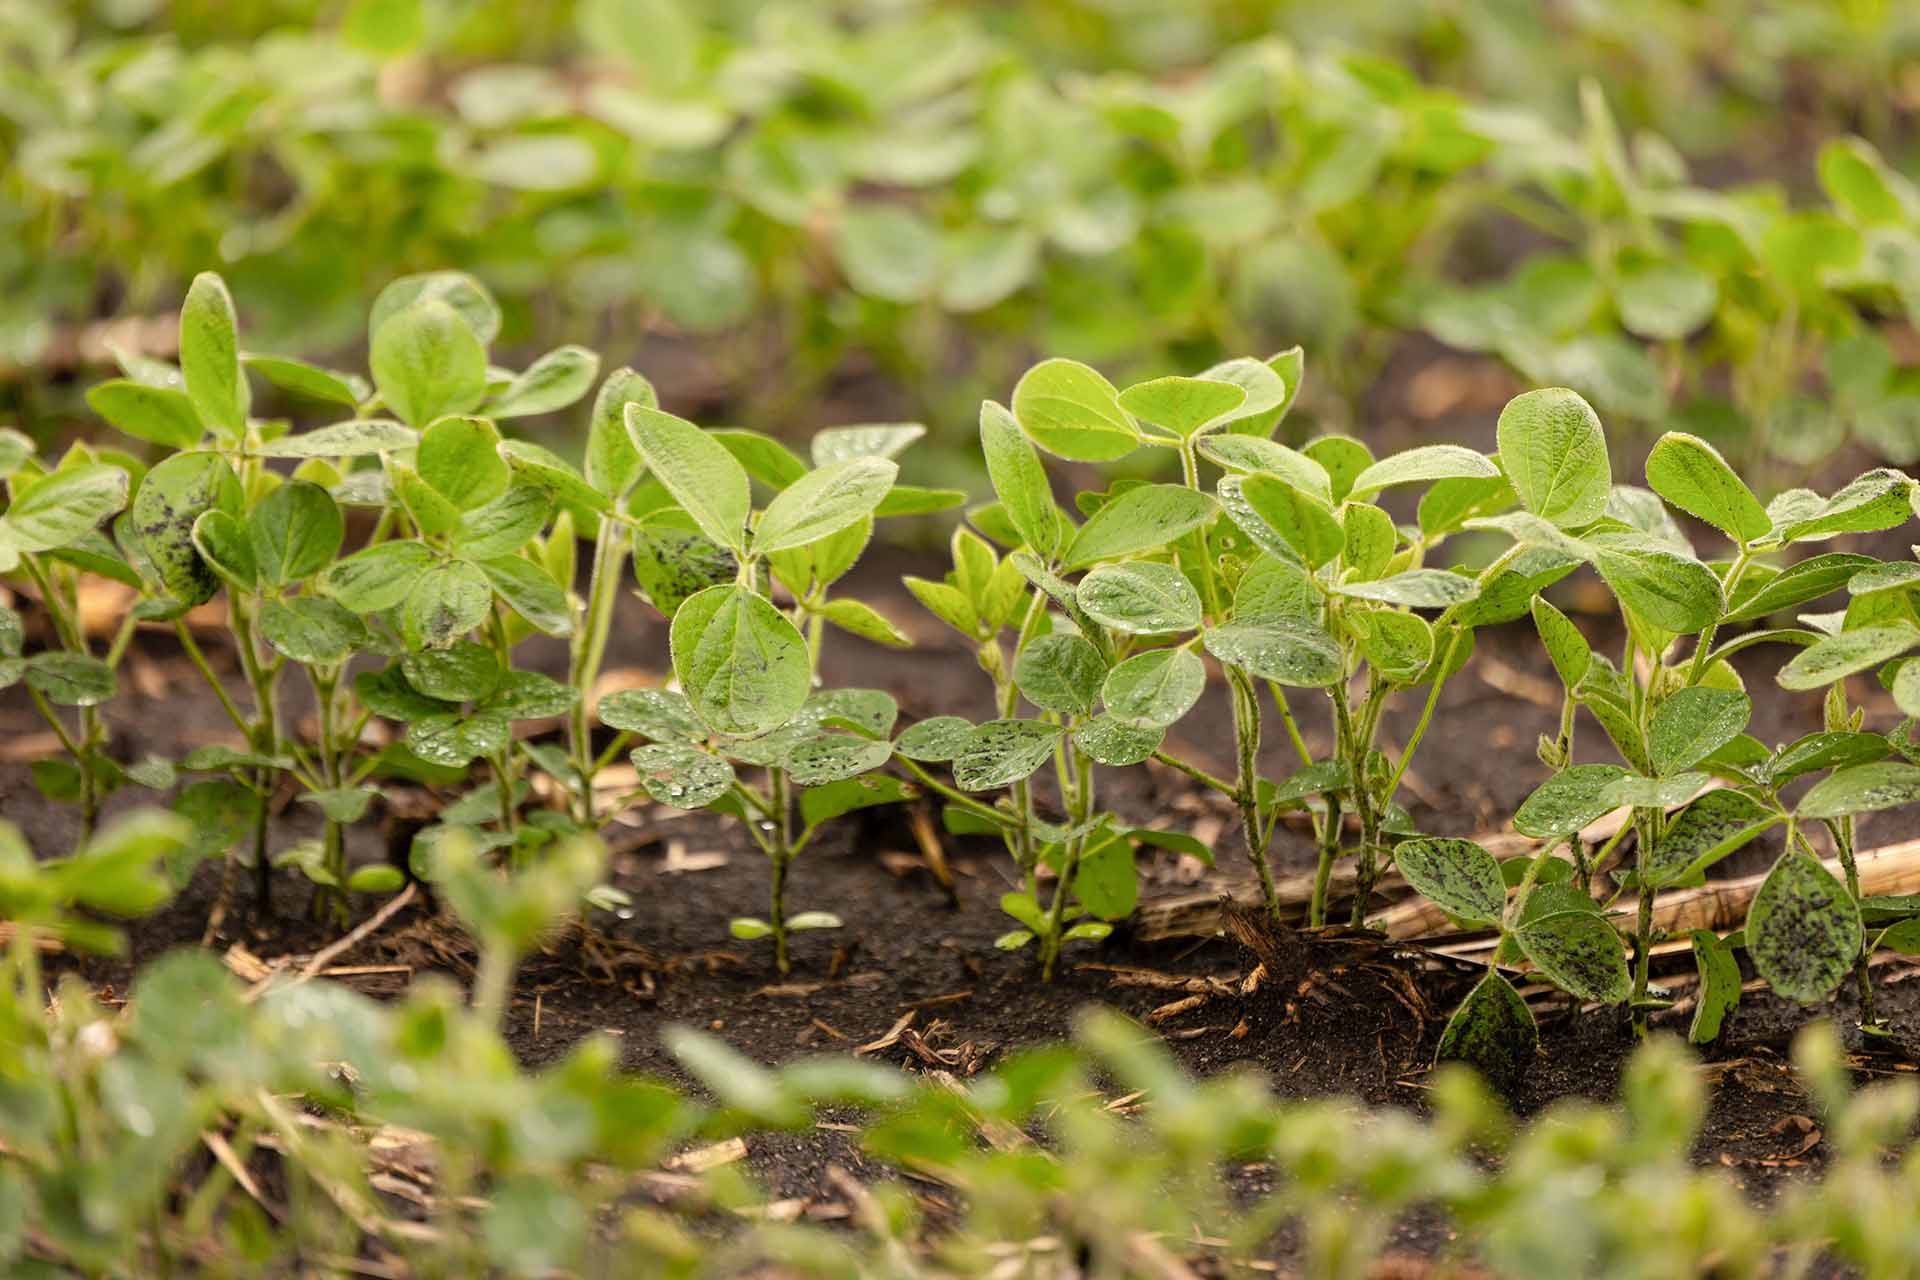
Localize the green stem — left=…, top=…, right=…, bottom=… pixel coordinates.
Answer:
left=1308, top=792, right=1342, bottom=929
left=1230, top=668, right=1280, bottom=920
left=1381, top=629, right=1461, bottom=803
left=567, top=516, right=626, bottom=824
left=1631, top=810, right=1657, bottom=1034
left=1039, top=746, right=1095, bottom=980
left=473, top=943, right=515, bottom=1030
left=1149, top=750, right=1235, bottom=797
left=769, top=767, right=793, bottom=975
left=1834, top=814, right=1877, bottom=1029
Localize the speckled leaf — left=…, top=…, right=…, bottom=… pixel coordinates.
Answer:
left=1072, top=714, right=1163, bottom=766
left=780, top=732, right=893, bottom=786
left=1394, top=837, right=1505, bottom=928
left=1748, top=851, right=1861, bottom=1004
left=1778, top=625, right=1918, bottom=690
left=952, top=719, right=1063, bottom=791
left=1797, top=762, right=1920, bottom=818
left=1644, top=790, right=1779, bottom=887
left=1015, top=633, right=1105, bottom=715
left=1599, top=771, right=1707, bottom=810
left=401, top=641, right=500, bottom=702
left=631, top=518, right=737, bottom=618
left=479, top=671, right=576, bottom=720
left=401, top=559, right=493, bottom=650
left=1517, top=909, right=1629, bottom=1003
left=1101, top=646, right=1204, bottom=729
left=1436, top=970, right=1537, bottom=1093
left=1333, top=569, right=1478, bottom=609
left=320, top=541, right=435, bottom=613
left=598, top=688, right=705, bottom=743
left=131, top=452, right=242, bottom=607
left=1648, top=688, right=1751, bottom=777
left=25, top=653, right=115, bottom=707
left=259, top=597, right=368, bottom=665
left=405, top=711, right=511, bottom=767
left=894, top=716, right=975, bottom=763
left=631, top=743, right=734, bottom=808
left=1077, top=561, right=1201, bottom=634
left=1688, top=929, right=1742, bottom=1044
left=1513, top=764, right=1630, bottom=838
left=1202, top=616, right=1342, bottom=687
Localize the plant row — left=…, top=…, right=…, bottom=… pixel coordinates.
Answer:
left=10, top=270, right=1920, bottom=1085
left=4, top=824, right=1919, bottom=1277
left=5, top=3, right=1919, bottom=463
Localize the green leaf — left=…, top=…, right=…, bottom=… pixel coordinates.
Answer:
left=180, top=272, right=246, bottom=439
left=816, top=598, right=910, bottom=648
left=480, top=671, right=576, bottom=720
left=1688, top=929, right=1742, bottom=1045
left=801, top=774, right=914, bottom=827
left=1748, top=851, right=1862, bottom=1004
left=488, top=345, right=600, bottom=418
left=1340, top=504, right=1396, bottom=580
left=1076, top=562, right=1202, bottom=634
left=1644, top=431, right=1770, bottom=544
left=1235, top=473, right=1342, bottom=568
left=1349, top=445, right=1498, bottom=499
left=302, top=786, right=378, bottom=825
left=1589, top=541, right=1725, bottom=635
left=1015, top=633, right=1105, bottom=715
left=6, top=465, right=128, bottom=553
left=1394, top=838, right=1505, bottom=928
left=626, top=406, right=750, bottom=554
left=1768, top=731, right=1890, bottom=783
left=1513, top=764, right=1630, bottom=838
left=1532, top=597, right=1590, bottom=691
left=1232, top=556, right=1319, bottom=625
left=1350, top=610, right=1433, bottom=682
left=952, top=719, right=1064, bottom=791
left=1117, top=375, right=1246, bottom=436
left=1199, top=435, right=1331, bottom=502
left=1797, top=761, right=1920, bottom=818
left=630, top=743, right=734, bottom=808
left=1644, top=790, right=1779, bottom=888
left=1073, top=829, right=1138, bottom=919
left=1436, top=970, right=1536, bottom=1093
left=584, top=367, right=656, bottom=499
left=242, top=353, right=366, bottom=407
left=255, top=419, right=417, bottom=459
left=370, top=299, right=488, bottom=428
left=131, top=452, right=242, bottom=607
left=752, top=457, right=897, bottom=556
left=1202, top=616, right=1342, bottom=686
left=1778, top=469, right=1913, bottom=543
left=1648, top=688, right=1751, bottom=777
left=979, top=400, right=1060, bottom=559
left=1011, top=358, right=1139, bottom=461
left=1778, top=625, right=1918, bottom=690
left=875, top=484, right=967, bottom=518
left=25, top=653, right=115, bottom=707
left=1071, top=715, right=1163, bottom=766
left=1517, top=909, right=1629, bottom=1003
left=1497, top=387, right=1610, bottom=529
left=780, top=732, right=893, bottom=787
left=811, top=424, right=925, bottom=467
left=418, top=416, right=510, bottom=511
left=401, top=641, right=501, bottom=702
left=247, top=480, right=343, bottom=587
left=85, top=381, right=204, bottom=448
left=669, top=585, right=810, bottom=737
left=1599, top=772, right=1708, bottom=810
left=1332, top=569, right=1478, bottom=609
left=259, top=597, right=368, bottom=665
left=321, top=541, right=436, bottom=613
left=893, top=716, right=974, bottom=763
left=478, top=555, right=572, bottom=636
left=1305, top=436, right=1373, bottom=504
left=189, top=510, right=256, bottom=590
left=406, top=711, right=511, bottom=767
left=1615, top=255, right=1717, bottom=340
left=456, top=485, right=551, bottom=560
left=597, top=688, right=704, bottom=743
left=1101, top=647, right=1205, bottom=729
left=1060, top=484, right=1214, bottom=570
left=370, top=271, right=501, bottom=347
left=1724, top=553, right=1877, bottom=623
left=401, top=560, right=494, bottom=649
left=494, top=440, right=609, bottom=515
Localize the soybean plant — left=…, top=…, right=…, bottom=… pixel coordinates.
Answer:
left=604, top=405, right=926, bottom=973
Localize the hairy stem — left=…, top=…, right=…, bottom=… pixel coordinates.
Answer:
left=1229, top=668, right=1280, bottom=919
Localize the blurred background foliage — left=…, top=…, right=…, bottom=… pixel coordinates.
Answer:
left=3, top=0, right=1918, bottom=483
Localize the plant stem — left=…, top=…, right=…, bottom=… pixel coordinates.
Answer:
left=1630, top=809, right=1657, bottom=1034
left=473, top=943, right=514, bottom=1030
left=1834, top=814, right=1877, bottom=1028
left=566, top=516, right=627, bottom=825
left=1039, top=745, right=1096, bottom=979
left=1229, top=668, right=1280, bottom=920
left=1149, top=750, right=1235, bottom=797
left=768, top=767, right=793, bottom=975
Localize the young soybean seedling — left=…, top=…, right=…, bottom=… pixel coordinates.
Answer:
left=610, top=403, right=906, bottom=973
left=0, top=435, right=132, bottom=847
